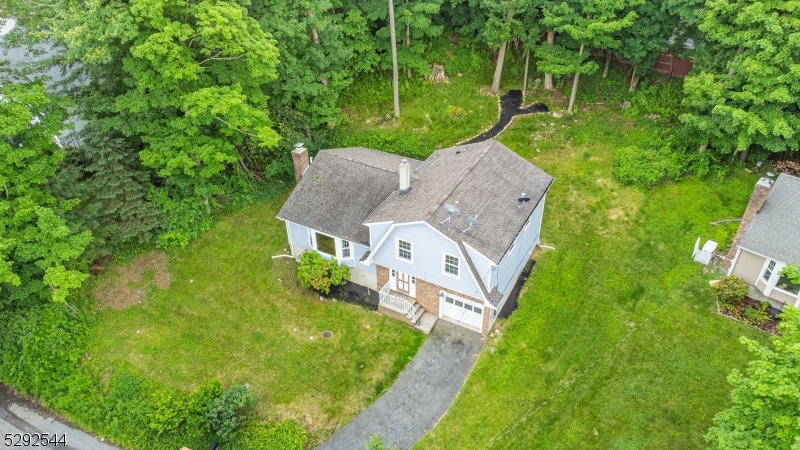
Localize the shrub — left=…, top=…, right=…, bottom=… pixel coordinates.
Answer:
left=713, top=276, right=749, bottom=306
left=743, top=302, right=770, bottom=326
left=297, top=251, right=350, bottom=294
left=613, top=146, right=682, bottom=188
left=207, top=384, right=259, bottom=441
left=781, top=263, right=800, bottom=284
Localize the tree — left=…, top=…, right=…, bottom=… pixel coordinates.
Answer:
left=395, top=0, right=444, bottom=78
left=0, top=82, right=92, bottom=307
left=615, top=0, right=680, bottom=91
left=388, top=0, right=401, bottom=117
left=53, top=126, right=162, bottom=260
left=484, top=0, right=525, bottom=94
left=679, top=0, right=800, bottom=160
left=542, top=0, right=640, bottom=113
left=706, top=306, right=800, bottom=449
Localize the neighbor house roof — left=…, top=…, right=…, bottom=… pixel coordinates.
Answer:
left=276, top=148, right=422, bottom=246
left=738, top=173, right=800, bottom=265
left=366, top=140, right=554, bottom=264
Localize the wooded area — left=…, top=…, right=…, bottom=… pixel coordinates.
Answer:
left=2, top=0, right=798, bottom=307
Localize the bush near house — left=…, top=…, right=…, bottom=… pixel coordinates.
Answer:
left=297, top=251, right=350, bottom=294
left=713, top=275, right=749, bottom=306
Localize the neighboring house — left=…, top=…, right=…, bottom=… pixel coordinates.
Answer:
left=727, top=173, right=800, bottom=309
left=277, top=140, right=553, bottom=336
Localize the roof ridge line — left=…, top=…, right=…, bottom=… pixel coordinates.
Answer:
left=423, top=141, right=497, bottom=222
left=323, top=149, right=411, bottom=174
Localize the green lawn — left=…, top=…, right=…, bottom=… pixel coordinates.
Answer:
left=413, top=109, right=769, bottom=448
left=88, top=195, right=424, bottom=444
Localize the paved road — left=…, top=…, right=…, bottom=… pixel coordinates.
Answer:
left=0, top=387, right=121, bottom=450
left=318, top=320, right=484, bottom=450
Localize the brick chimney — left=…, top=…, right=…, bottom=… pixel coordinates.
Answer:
left=291, top=144, right=309, bottom=183
left=726, top=177, right=773, bottom=265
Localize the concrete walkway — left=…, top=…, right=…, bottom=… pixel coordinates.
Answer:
left=318, top=320, right=484, bottom=450
left=0, top=387, right=121, bottom=450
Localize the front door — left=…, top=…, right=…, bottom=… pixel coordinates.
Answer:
left=390, top=270, right=416, bottom=297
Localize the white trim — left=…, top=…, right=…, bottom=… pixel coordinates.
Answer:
left=340, top=239, right=353, bottom=260
left=311, top=229, right=338, bottom=258
left=396, top=237, right=413, bottom=263
left=727, top=247, right=742, bottom=276
left=442, top=253, right=460, bottom=279
left=284, top=220, right=295, bottom=258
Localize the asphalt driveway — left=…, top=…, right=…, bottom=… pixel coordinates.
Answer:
left=317, top=320, right=484, bottom=450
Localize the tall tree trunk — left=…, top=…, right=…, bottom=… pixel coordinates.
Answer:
left=544, top=31, right=555, bottom=90
left=628, top=65, right=639, bottom=92
left=602, top=51, right=612, bottom=78
left=388, top=0, right=400, bottom=117
left=522, top=49, right=530, bottom=93
left=567, top=43, right=584, bottom=114
left=728, top=46, right=744, bottom=77
left=405, top=0, right=411, bottom=79
left=740, top=147, right=749, bottom=162
left=306, top=8, right=328, bottom=87
left=491, top=9, right=514, bottom=94
left=699, top=144, right=707, bottom=153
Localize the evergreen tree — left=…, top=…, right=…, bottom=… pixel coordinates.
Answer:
left=56, top=127, right=162, bottom=260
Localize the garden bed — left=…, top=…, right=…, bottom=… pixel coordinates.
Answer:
left=718, top=296, right=782, bottom=335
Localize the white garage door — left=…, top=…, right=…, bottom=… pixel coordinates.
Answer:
left=440, top=292, right=483, bottom=332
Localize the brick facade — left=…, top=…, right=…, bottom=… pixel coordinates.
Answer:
left=377, top=264, right=491, bottom=336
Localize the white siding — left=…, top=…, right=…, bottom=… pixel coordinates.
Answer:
left=289, top=221, right=311, bottom=249
left=464, top=242, right=494, bottom=291
left=369, top=222, right=393, bottom=250
left=371, top=222, right=484, bottom=300
left=495, top=195, right=545, bottom=295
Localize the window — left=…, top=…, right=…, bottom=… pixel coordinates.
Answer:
left=315, top=232, right=336, bottom=255
left=444, top=254, right=459, bottom=276
left=763, top=260, right=776, bottom=281
left=398, top=240, right=412, bottom=260
left=445, top=297, right=454, bottom=304
left=341, top=240, right=351, bottom=258
left=474, top=306, right=482, bottom=315
left=776, top=273, right=800, bottom=295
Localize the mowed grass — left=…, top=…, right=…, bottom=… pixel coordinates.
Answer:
left=88, top=195, right=425, bottom=444
left=414, top=109, right=769, bottom=449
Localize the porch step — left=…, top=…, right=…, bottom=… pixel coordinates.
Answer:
left=406, top=301, right=420, bottom=319
left=410, top=306, right=425, bottom=324
left=414, top=312, right=438, bottom=334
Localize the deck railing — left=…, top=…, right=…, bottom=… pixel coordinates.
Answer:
left=379, top=282, right=413, bottom=316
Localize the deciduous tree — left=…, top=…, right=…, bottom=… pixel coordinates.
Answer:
left=706, top=306, right=800, bottom=449
left=680, top=0, right=800, bottom=160
left=0, top=83, right=91, bottom=306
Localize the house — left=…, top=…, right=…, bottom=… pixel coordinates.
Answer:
left=727, top=173, right=800, bottom=309
left=276, top=140, right=554, bottom=336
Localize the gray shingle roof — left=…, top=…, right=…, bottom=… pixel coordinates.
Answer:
left=278, top=140, right=554, bottom=276
left=276, top=148, right=422, bottom=246
left=366, top=140, right=554, bottom=263
left=738, top=173, right=800, bottom=265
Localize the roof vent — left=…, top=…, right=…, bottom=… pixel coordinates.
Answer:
left=399, top=159, right=411, bottom=194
